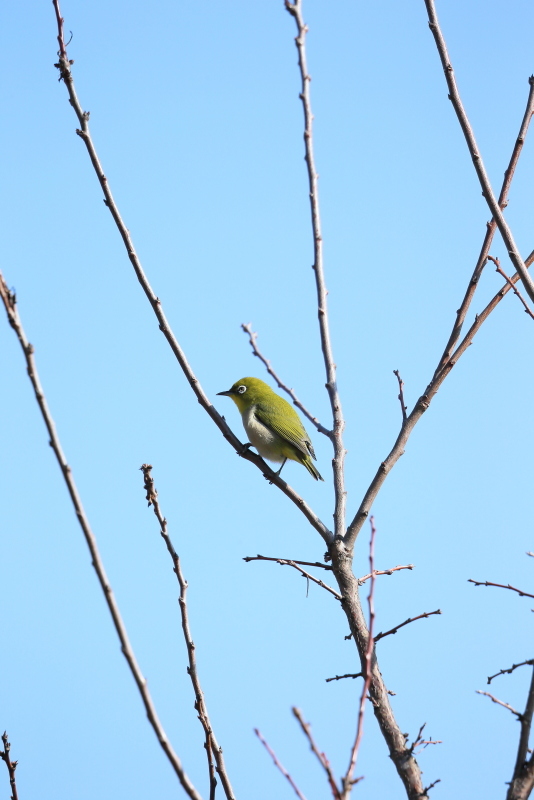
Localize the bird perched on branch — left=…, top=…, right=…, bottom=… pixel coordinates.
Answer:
left=217, top=377, right=323, bottom=481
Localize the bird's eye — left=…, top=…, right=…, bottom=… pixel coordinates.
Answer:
left=237, top=385, right=247, bottom=394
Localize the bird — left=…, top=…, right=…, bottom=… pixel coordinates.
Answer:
left=217, top=377, right=323, bottom=481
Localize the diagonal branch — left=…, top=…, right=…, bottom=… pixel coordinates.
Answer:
left=292, top=708, right=341, bottom=800
left=488, top=256, right=534, bottom=321
left=285, top=0, right=346, bottom=538
left=434, top=78, right=534, bottom=373
left=0, top=732, right=19, bottom=800
left=358, top=564, right=414, bottom=584
left=374, top=610, right=442, bottom=643
left=488, top=661, right=534, bottom=685
left=50, top=0, right=333, bottom=547
left=243, top=555, right=341, bottom=600
left=140, top=465, right=234, bottom=800
left=241, top=323, right=331, bottom=437
left=243, top=554, right=332, bottom=570
left=345, top=77, right=534, bottom=550
left=0, top=275, right=203, bottom=800
left=254, top=728, right=308, bottom=800
left=468, top=579, right=534, bottom=600
left=476, top=690, right=522, bottom=719
left=424, top=0, right=534, bottom=305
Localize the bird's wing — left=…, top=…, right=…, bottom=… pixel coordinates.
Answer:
left=255, top=402, right=316, bottom=460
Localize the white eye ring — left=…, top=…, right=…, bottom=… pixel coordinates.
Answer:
left=237, top=385, right=247, bottom=394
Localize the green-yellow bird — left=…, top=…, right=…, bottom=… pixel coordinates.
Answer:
left=217, top=377, right=323, bottom=481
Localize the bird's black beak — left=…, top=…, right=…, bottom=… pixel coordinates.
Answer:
left=217, top=389, right=233, bottom=396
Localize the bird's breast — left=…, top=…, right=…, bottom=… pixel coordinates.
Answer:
left=241, top=405, right=284, bottom=463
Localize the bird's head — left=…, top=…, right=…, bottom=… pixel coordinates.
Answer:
left=217, top=377, right=272, bottom=412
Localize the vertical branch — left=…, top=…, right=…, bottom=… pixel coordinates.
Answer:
left=0, top=733, right=19, bottom=800
left=341, top=518, right=376, bottom=798
left=285, top=0, right=347, bottom=538
left=140, top=465, right=235, bottom=800
left=0, top=274, right=203, bottom=800
left=507, top=667, right=534, bottom=800
left=424, top=0, right=534, bottom=305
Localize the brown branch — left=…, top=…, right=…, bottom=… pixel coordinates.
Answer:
left=140, top=465, right=234, bottom=800
left=0, top=274, right=203, bottom=800
left=526, top=552, right=534, bottom=558
left=476, top=690, right=522, bottom=719
left=374, top=610, right=442, bottom=643
left=243, top=555, right=341, bottom=600
left=422, top=779, right=441, bottom=795
left=341, top=518, right=377, bottom=798
left=345, top=79, right=534, bottom=551
left=241, top=323, right=331, bottom=437
left=285, top=0, right=346, bottom=538
left=0, top=732, right=19, bottom=800
left=358, top=564, right=414, bottom=585
left=424, top=1, right=534, bottom=305
left=468, top=579, right=534, bottom=600
left=434, top=79, right=534, bottom=373
left=254, top=728, right=308, bottom=800
left=50, top=0, right=333, bottom=547
left=243, top=554, right=332, bottom=570
left=487, top=256, right=534, bottom=321
left=488, top=660, right=534, bottom=685
left=393, top=371, right=408, bottom=424
left=408, top=724, right=442, bottom=754
left=292, top=708, right=341, bottom=800
left=507, top=668, right=534, bottom=800
left=325, top=672, right=363, bottom=683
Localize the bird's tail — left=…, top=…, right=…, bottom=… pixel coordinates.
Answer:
left=302, top=456, right=324, bottom=481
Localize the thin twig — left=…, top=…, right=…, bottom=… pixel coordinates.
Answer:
left=424, top=1, right=534, bottom=305
left=325, top=672, right=363, bottom=683
left=140, top=465, right=234, bottom=800
left=393, top=371, right=407, bottom=424
left=243, top=554, right=332, bottom=570
left=341, top=518, right=377, bottom=797
left=285, top=0, right=346, bottom=538
left=241, top=323, right=331, bottom=437
left=254, top=728, right=308, bottom=800
left=468, top=579, right=534, bottom=600
left=51, top=0, right=333, bottom=547
left=408, top=724, right=442, bottom=754
left=0, top=732, right=19, bottom=800
left=0, top=275, right=202, bottom=800
left=476, top=691, right=522, bottom=719
left=526, top=552, right=534, bottom=558
left=374, top=610, right=442, bottom=643
left=488, top=660, right=534, bottom=685
left=358, top=564, right=414, bottom=584
left=292, top=708, right=341, bottom=800
left=487, top=256, right=534, bottom=321
left=434, top=78, right=534, bottom=373
left=243, top=556, right=341, bottom=600
left=422, top=779, right=441, bottom=795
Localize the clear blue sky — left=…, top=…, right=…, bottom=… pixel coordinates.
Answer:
left=1, top=1, right=534, bottom=798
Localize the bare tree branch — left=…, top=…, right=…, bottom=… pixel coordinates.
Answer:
left=476, top=690, right=522, bottom=719
left=488, top=660, right=534, bottom=685
left=140, top=465, right=234, bottom=800
left=0, top=274, right=203, bottom=799
left=424, top=0, right=534, bottom=305
left=254, top=728, right=308, bottom=800
left=325, top=673, right=363, bottom=684
left=374, top=610, right=442, bottom=643
left=358, top=564, right=414, bottom=585
left=393, top=371, right=408, bottom=424
left=434, top=79, right=534, bottom=374
left=341, top=518, right=377, bottom=798
left=243, top=555, right=341, bottom=600
left=243, top=554, right=332, bottom=570
left=292, top=708, right=341, bottom=800
left=487, top=256, right=534, bottom=321
left=507, top=668, right=534, bottom=800
left=50, top=0, right=333, bottom=547
left=241, top=323, right=331, bottom=437
left=285, top=0, right=347, bottom=538
left=345, top=78, right=534, bottom=551
left=408, top=723, right=442, bottom=754
left=0, top=732, right=19, bottom=800
left=468, top=579, right=534, bottom=600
